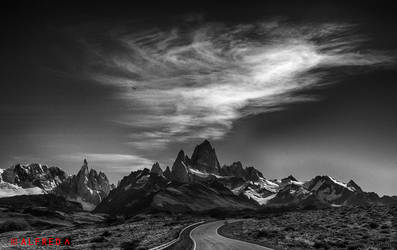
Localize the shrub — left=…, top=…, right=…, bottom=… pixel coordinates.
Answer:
left=380, top=229, right=390, bottom=234
left=313, top=241, right=330, bottom=249
left=380, top=224, right=389, bottom=229
left=129, top=214, right=146, bottom=223
left=347, top=243, right=365, bottom=250
left=255, top=230, right=267, bottom=238
left=367, top=222, right=379, bottom=229
left=330, top=240, right=347, bottom=248
left=283, top=226, right=295, bottom=231
left=91, top=236, right=107, bottom=243
left=101, top=230, right=112, bottom=237
left=105, top=215, right=125, bottom=225
left=255, top=229, right=278, bottom=239
left=121, top=239, right=141, bottom=250
left=361, top=234, right=370, bottom=239
left=0, top=220, right=30, bottom=233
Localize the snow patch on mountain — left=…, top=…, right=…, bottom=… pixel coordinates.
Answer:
left=328, top=176, right=354, bottom=191
left=0, top=182, right=44, bottom=197
left=189, top=168, right=210, bottom=177
left=243, top=187, right=276, bottom=205
left=189, top=168, right=222, bottom=178
left=291, top=181, right=305, bottom=185
left=253, top=178, right=280, bottom=192
left=0, top=164, right=67, bottom=198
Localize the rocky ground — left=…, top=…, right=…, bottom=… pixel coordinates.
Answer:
left=219, top=205, right=397, bottom=250
left=0, top=212, right=200, bottom=249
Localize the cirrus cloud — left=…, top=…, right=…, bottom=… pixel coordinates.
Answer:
left=60, top=153, right=153, bottom=173
left=84, top=20, right=395, bottom=148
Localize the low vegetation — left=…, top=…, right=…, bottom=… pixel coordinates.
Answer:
left=0, top=213, right=200, bottom=249
left=219, top=205, right=397, bottom=250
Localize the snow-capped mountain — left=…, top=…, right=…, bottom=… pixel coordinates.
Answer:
left=95, top=140, right=397, bottom=216
left=0, top=160, right=112, bottom=211
left=0, top=181, right=44, bottom=197
left=267, top=174, right=394, bottom=207
left=95, top=163, right=256, bottom=215
left=95, top=141, right=260, bottom=215
left=54, top=159, right=112, bottom=210
left=3, top=140, right=395, bottom=215
left=268, top=183, right=315, bottom=206
left=0, top=164, right=67, bottom=197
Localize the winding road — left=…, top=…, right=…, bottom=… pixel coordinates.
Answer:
left=189, top=220, right=273, bottom=250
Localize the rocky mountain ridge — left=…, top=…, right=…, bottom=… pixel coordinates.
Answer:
left=0, top=160, right=112, bottom=210
left=0, top=164, right=67, bottom=197
left=2, top=140, right=396, bottom=215
left=54, top=159, right=112, bottom=210
left=94, top=140, right=397, bottom=216
left=1, top=163, right=67, bottom=191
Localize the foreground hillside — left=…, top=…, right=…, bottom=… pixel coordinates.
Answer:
left=1, top=204, right=395, bottom=249
left=219, top=205, right=397, bottom=250
left=0, top=213, right=200, bottom=249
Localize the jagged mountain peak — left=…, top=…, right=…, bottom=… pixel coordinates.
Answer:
left=163, top=166, right=172, bottom=179
left=230, top=161, right=244, bottom=169
left=77, top=159, right=89, bottom=177
left=168, top=140, right=266, bottom=183
left=220, top=162, right=245, bottom=178
left=54, top=159, right=111, bottom=209
left=176, top=149, right=185, bottom=159
left=98, top=171, right=108, bottom=179
left=151, top=162, right=163, bottom=176
left=193, top=139, right=215, bottom=153
left=347, top=180, right=363, bottom=192
left=281, top=175, right=298, bottom=183
left=77, top=159, right=108, bottom=180
left=300, top=175, right=364, bottom=205
left=219, top=162, right=263, bottom=182
left=171, top=150, right=190, bottom=183
left=200, top=139, right=212, bottom=148
left=117, top=168, right=151, bottom=188
left=190, top=139, right=220, bottom=174
left=92, top=139, right=397, bottom=214
left=1, top=163, right=67, bottom=191
left=245, top=166, right=264, bottom=181
left=95, top=168, right=258, bottom=216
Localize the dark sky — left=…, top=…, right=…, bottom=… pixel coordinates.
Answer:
left=1, top=1, right=396, bottom=195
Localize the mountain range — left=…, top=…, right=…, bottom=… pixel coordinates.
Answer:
left=0, top=160, right=112, bottom=210
left=53, top=159, right=113, bottom=210
left=0, top=140, right=396, bottom=215
left=95, top=140, right=397, bottom=216
left=0, top=164, right=67, bottom=197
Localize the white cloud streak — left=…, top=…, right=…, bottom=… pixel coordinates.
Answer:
left=60, top=153, right=153, bottom=172
left=86, top=20, right=395, bottom=148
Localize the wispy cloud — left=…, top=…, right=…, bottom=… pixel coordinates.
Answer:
left=84, top=20, right=395, bottom=148
left=60, top=153, right=153, bottom=172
